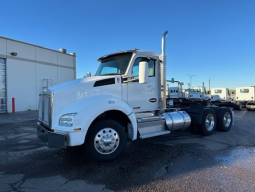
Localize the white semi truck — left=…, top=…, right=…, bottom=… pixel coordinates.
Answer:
left=166, top=81, right=185, bottom=107
left=167, top=84, right=210, bottom=108
left=211, top=88, right=233, bottom=102
left=37, top=31, right=234, bottom=161
left=235, top=86, right=255, bottom=111
left=210, top=88, right=242, bottom=110
left=189, top=86, right=210, bottom=101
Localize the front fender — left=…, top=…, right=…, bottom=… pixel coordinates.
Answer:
left=52, top=93, right=138, bottom=145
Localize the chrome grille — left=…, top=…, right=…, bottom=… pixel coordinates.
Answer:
left=38, top=94, right=43, bottom=121
left=38, top=92, right=53, bottom=128
left=43, top=95, right=50, bottom=125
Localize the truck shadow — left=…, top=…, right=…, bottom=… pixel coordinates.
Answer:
left=57, top=127, right=230, bottom=191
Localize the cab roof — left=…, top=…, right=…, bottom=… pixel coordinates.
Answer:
left=97, top=50, right=160, bottom=62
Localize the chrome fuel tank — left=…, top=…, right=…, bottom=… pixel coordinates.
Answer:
left=162, top=111, right=191, bottom=131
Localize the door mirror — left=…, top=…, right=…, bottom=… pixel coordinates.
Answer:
left=139, top=61, right=148, bottom=84
left=86, top=72, right=91, bottom=77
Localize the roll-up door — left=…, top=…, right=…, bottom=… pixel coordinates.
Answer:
left=0, top=58, right=6, bottom=113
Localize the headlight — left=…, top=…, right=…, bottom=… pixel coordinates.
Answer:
left=59, top=113, right=77, bottom=127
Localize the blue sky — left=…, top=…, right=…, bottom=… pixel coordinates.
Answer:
left=1, top=0, right=254, bottom=89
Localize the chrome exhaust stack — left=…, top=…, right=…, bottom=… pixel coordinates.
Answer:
left=159, top=31, right=168, bottom=111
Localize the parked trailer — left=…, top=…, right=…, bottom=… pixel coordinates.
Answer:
left=37, top=31, right=234, bottom=161
left=236, top=86, right=255, bottom=111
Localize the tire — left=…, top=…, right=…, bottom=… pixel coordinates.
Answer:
left=190, top=123, right=201, bottom=134
left=210, top=106, right=220, bottom=115
left=235, top=102, right=242, bottom=111
left=200, top=108, right=216, bottom=136
left=85, top=119, right=127, bottom=161
left=217, top=108, right=232, bottom=132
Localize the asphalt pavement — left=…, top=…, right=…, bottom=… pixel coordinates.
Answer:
left=0, top=109, right=255, bottom=192
left=0, top=110, right=38, bottom=125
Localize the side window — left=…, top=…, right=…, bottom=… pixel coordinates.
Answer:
left=132, top=58, right=155, bottom=78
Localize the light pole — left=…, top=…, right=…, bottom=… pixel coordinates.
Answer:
left=186, top=74, right=196, bottom=88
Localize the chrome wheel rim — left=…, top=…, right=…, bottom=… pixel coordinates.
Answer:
left=223, top=112, right=231, bottom=127
left=205, top=114, right=215, bottom=131
left=94, top=128, right=119, bottom=155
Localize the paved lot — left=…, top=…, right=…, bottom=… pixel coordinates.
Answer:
left=0, top=109, right=254, bottom=192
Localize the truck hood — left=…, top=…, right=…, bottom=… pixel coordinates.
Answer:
left=47, top=75, right=123, bottom=116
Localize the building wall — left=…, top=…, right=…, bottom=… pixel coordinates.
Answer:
left=0, top=36, right=76, bottom=113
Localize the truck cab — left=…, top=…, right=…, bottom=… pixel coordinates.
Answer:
left=211, top=88, right=233, bottom=101
left=168, top=86, right=185, bottom=99
left=235, top=87, right=255, bottom=102
left=235, top=86, right=255, bottom=111
left=188, top=86, right=210, bottom=100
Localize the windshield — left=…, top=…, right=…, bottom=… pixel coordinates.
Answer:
left=190, top=89, right=201, bottom=92
left=96, top=53, right=132, bottom=76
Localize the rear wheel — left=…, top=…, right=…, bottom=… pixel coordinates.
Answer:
left=200, top=109, right=216, bottom=136
left=217, top=108, right=232, bottom=132
left=234, top=102, right=242, bottom=110
left=85, top=119, right=127, bottom=161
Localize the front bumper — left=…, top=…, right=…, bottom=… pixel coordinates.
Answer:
left=37, top=122, right=66, bottom=148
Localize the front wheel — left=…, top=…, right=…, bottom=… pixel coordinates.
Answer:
left=85, top=119, right=127, bottom=161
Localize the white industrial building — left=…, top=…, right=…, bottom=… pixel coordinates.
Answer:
left=0, top=36, right=76, bottom=113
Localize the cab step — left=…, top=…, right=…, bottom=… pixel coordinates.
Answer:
left=136, top=114, right=170, bottom=139
left=139, top=130, right=170, bottom=139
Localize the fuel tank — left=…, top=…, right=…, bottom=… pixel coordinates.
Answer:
left=162, top=111, right=191, bottom=131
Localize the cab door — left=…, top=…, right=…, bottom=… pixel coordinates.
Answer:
left=127, top=56, right=159, bottom=112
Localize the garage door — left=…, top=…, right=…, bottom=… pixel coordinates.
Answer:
left=0, top=58, right=6, bottom=113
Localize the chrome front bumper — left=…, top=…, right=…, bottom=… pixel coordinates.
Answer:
left=37, top=123, right=66, bottom=148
